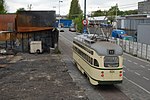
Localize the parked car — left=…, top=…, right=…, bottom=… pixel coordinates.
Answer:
left=60, top=29, right=64, bottom=32
left=69, top=27, right=76, bottom=32
left=112, top=29, right=126, bottom=39
left=58, top=28, right=64, bottom=32
left=123, top=36, right=137, bottom=42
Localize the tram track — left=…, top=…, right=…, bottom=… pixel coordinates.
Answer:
left=59, top=31, right=130, bottom=100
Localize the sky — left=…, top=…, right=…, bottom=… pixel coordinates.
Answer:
left=5, top=0, right=144, bottom=15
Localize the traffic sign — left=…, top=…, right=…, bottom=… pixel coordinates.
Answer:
left=82, top=19, right=88, bottom=26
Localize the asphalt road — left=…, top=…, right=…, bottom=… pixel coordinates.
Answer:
left=59, top=28, right=150, bottom=100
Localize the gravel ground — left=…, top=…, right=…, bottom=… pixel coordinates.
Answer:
left=0, top=53, right=88, bottom=100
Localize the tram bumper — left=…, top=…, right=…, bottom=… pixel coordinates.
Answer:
left=98, top=80, right=123, bottom=85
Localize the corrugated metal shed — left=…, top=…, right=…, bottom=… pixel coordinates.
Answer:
left=0, top=14, right=16, bottom=31
left=137, top=23, right=150, bottom=44
left=0, top=31, right=15, bottom=41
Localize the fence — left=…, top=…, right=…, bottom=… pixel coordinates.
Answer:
left=110, top=39, right=150, bottom=61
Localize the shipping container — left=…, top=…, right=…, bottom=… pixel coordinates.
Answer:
left=0, top=14, right=16, bottom=31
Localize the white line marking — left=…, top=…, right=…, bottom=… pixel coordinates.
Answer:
left=124, top=53, right=150, bottom=65
left=135, top=72, right=140, bottom=76
left=128, top=60, right=132, bottom=62
left=133, top=62, right=138, bottom=65
left=124, top=76, right=150, bottom=95
left=148, top=69, right=150, bottom=71
left=140, top=65, right=145, bottom=68
left=143, top=77, right=149, bottom=81
left=60, top=35, right=73, bottom=44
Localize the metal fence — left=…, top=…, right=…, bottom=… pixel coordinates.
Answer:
left=110, top=39, right=150, bottom=61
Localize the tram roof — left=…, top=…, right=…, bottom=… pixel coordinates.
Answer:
left=74, top=34, right=123, bottom=56
left=91, top=42, right=123, bottom=56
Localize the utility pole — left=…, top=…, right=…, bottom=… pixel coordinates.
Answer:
left=59, top=0, right=63, bottom=29
left=116, top=3, right=118, bottom=29
left=83, top=0, right=87, bottom=34
left=84, top=0, right=86, bottom=20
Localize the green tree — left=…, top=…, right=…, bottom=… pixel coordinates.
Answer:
left=74, top=14, right=83, bottom=32
left=16, top=8, right=25, bottom=13
left=123, top=10, right=138, bottom=15
left=68, top=0, right=82, bottom=19
left=92, top=10, right=106, bottom=17
left=0, top=0, right=7, bottom=14
left=106, top=5, right=120, bottom=23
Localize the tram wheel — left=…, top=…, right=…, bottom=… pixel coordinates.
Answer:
left=36, top=49, right=40, bottom=54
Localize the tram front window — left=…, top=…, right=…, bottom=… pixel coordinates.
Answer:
left=104, top=56, right=119, bottom=67
left=94, top=59, right=99, bottom=67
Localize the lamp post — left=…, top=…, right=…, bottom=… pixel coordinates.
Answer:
left=59, top=0, right=63, bottom=28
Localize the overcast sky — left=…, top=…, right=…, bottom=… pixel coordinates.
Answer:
left=5, top=0, right=143, bottom=15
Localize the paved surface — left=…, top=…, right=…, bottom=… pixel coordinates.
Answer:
left=59, top=28, right=150, bottom=100
left=59, top=29, right=130, bottom=100
left=0, top=53, right=88, bottom=100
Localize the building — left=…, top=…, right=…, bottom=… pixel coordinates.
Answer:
left=0, top=14, right=16, bottom=31
left=117, top=14, right=150, bottom=36
left=137, top=23, right=150, bottom=44
left=0, top=11, right=59, bottom=53
left=15, top=11, right=58, bottom=52
left=0, top=14, right=16, bottom=49
left=138, top=0, right=150, bottom=14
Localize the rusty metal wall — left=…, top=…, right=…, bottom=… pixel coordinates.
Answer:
left=16, top=11, right=56, bottom=32
left=0, top=14, right=16, bottom=31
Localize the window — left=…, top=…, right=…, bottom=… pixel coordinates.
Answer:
left=73, top=41, right=93, bottom=55
left=94, top=59, right=99, bottom=67
left=104, top=56, right=119, bottom=67
left=90, top=58, right=93, bottom=65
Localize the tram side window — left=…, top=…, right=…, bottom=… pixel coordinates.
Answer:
left=94, top=59, right=99, bottom=67
left=90, top=58, right=93, bottom=65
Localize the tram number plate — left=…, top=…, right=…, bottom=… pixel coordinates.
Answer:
left=110, top=70, right=115, bottom=73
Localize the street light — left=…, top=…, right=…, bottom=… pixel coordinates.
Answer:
left=59, top=0, right=63, bottom=28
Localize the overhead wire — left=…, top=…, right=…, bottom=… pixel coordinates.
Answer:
left=97, top=2, right=140, bottom=10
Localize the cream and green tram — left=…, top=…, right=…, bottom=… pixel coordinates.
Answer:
left=73, top=35, right=123, bottom=85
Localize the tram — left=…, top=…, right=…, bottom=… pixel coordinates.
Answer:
left=73, top=34, right=123, bottom=85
